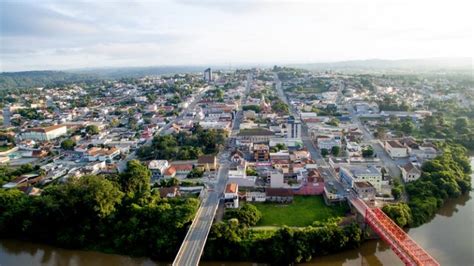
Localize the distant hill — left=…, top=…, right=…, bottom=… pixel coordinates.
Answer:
left=0, top=71, right=100, bottom=90
left=291, top=57, right=472, bottom=73
left=74, top=66, right=209, bottom=79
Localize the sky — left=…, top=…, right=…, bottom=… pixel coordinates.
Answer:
left=0, top=0, right=472, bottom=71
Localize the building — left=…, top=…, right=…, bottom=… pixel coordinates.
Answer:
left=171, top=163, right=194, bottom=176
left=148, top=160, right=169, bottom=180
left=253, top=144, right=270, bottom=161
left=158, top=187, right=180, bottom=198
left=400, top=162, right=422, bottom=183
left=317, top=136, right=341, bottom=150
left=238, top=128, right=275, bottom=143
left=265, top=188, right=293, bottom=203
left=86, top=147, right=120, bottom=162
left=270, top=170, right=284, bottom=188
left=21, top=125, right=67, bottom=141
left=3, top=106, right=11, bottom=127
left=384, top=140, right=409, bottom=158
left=163, top=166, right=177, bottom=179
left=286, top=116, right=301, bottom=139
left=197, top=155, right=217, bottom=172
left=245, top=191, right=266, bottom=202
left=203, top=68, right=212, bottom=83
left=353, top=181, right=376, bottom=200
left=340, top=165, right=385, bottom=191
left=224, top=183, right=239, bottom=208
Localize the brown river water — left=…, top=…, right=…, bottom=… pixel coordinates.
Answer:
left=1, top=159, right=473, bottom=266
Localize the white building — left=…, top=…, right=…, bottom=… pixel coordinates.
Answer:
left=340, top=165, right=386, bottom=191
left=224, top=183, right=239, bottom=208
left=317, top=137, right=341, bottom=150
left=21, top=125, right=67, bottom=141
left=270, top=171, right=285, bottom=188
left=384, top=140, right=409, bottom=158
left=400, top=162, right=422, bottom=183
left=148, top=160, right=169, bottom=180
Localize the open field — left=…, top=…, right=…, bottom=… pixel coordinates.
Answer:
left=254, top=196, right=349, bottom=227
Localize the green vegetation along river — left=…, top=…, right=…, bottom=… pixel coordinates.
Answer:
left=1, top=159, right=473, bottom=266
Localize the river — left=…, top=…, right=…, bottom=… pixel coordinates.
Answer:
left=1, top=159, right=473, bottom=266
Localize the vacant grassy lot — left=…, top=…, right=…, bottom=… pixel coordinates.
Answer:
left=254, top=196, right=348, bottom=227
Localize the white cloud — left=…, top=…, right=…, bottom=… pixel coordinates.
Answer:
left=0, top=0, right=472, bottom=71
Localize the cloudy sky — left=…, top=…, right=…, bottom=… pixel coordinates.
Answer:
left=0, top=0, right=472, bottom=71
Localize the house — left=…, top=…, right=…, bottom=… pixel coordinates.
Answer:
left=21, top=124, right=67, bottom=141
left=148, top=160, right=169, bottom=180
left=171, top=163, right=194, bottom=176
left=384, top=140, right=408, bottom=158
left=353, top=181, right=376, bottom=200
left=253, top=144, right=270, bottom=161
left=265, top=188, right=294, bottom=203
left=158, top=186, right=180, bottom=198
left=400, top=162, right=422, bottom=183
left=197, top=155, right=218, bottom=172
left=224, top=183, right=239, bottom=208
left=86, top=147, right=120, bottom=162
left=163, top=166, right=177, bottom=179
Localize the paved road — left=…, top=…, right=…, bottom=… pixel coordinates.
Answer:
left=348, top=104, right=401, bottom=178
left=173, top=76, right=250, bottom=266
left=273, top=73, right=345, bottom=195
left=172, top=163, right=229, bottom=266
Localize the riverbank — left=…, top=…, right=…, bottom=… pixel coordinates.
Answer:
left=1, top=157, right=472, bottom=265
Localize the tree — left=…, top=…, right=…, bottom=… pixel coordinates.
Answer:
left=401, top=120, right=415, bottom=134
left=362, top=146, right=374, bottom=157
left=119, top=160, right=151, bottom=198
left=321, top=148, right=329, bottom=157
left=245, top=167, right=258, bottom=176
left=454, top=117, right=469, bottom=134
left=331, top=146, right=340, bottom=156
left=86, top=125, right=100, bottom=135
left=225, top=204, right=262, bottom=226
left=187, top=168, right=204, bottom=178
left=326, top=118, right=339, bottom=127
left=382, top=203, right=412, bottom=227
left=60, top=139, right=76, bottom=150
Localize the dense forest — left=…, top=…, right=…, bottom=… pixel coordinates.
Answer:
left=0, top=160, right=199, bottom=260
left=383, top=144, right=472, bottom=227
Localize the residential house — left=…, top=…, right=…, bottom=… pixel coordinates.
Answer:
left=353, top=181, right=376, bottom=200
left=158, top=187, right=180, bottom=198
left=163, top=166, right=177, bottom=179
left=148, top=160, right=169, bottom=180
left=400, top=162, right=422, bottom=183
left=384, top=140, right=409, bottom=158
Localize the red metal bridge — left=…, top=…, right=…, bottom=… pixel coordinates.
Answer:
left=349, top=196, right=439, bottom=266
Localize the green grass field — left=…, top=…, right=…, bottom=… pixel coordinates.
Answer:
left=254, top=196, right=348, bottom=227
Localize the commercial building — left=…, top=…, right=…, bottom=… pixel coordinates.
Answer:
left=286, top=116, right=301, bottom=139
